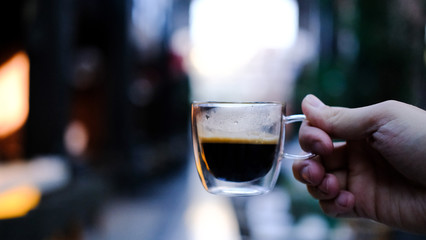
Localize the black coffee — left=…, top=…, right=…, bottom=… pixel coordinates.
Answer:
left=201, top=138, right=278, bottom=182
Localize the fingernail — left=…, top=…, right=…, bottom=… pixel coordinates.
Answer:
left=305, top=94, right=324, bottom=108
left=336, top=193, right=348, bottom=208
left=301, top=166, right=312, bottom=184
left=319, top=176, right=329, bottom=194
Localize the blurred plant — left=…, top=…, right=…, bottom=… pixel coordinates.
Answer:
left=294, top=0, right=425, bottom=109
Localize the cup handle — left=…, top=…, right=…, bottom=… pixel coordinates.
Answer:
left=282, top=114, right=316, bottom=160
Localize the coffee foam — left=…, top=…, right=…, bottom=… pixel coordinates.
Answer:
left=196, top=105, right=281, bottom=143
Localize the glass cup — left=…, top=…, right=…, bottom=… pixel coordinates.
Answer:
left=191, top=102, right=314, bottom=196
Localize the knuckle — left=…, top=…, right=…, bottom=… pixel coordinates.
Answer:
left=323, top=106, right=342, bottom=135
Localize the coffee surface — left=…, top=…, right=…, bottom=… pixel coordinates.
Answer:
left=201, top=137, right=278, bottom=182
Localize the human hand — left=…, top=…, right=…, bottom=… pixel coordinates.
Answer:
left=292, top=94, right=426, bottom=233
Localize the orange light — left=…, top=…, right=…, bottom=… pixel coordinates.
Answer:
left=0, top=51, right=30, bottom=138
left=0, top=184, right=41, bottom=219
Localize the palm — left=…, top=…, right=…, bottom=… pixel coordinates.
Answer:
left=342, top=140, right=426, bottom=231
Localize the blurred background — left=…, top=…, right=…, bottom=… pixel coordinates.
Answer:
left=0, top=0, right=424, bottom=239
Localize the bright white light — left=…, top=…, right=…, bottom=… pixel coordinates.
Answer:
left=189, top=0, right=299, bottom=77
left=190, top=0, right=298, bottom=49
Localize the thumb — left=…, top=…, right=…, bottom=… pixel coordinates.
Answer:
left=301, top=94, right=383, bottom=140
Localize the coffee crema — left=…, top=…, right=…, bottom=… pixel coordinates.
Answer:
left=200, top=137, right=278, bottom=182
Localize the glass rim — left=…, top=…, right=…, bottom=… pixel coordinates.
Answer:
left=192, top=101, right=284, bottom=107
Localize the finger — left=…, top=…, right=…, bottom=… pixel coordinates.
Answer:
left=292, top=157, right=324, bottom=186
left=320, top=142, right=348, bottom=171
left=306, top=173, right=340, bottom=200
left=297, top=138, right=348, bottom=173
left=299, top=120, right=334, bottom=156
left=319, top=190, right=356, bottom=218
left=292, top=145, right=349, bottom=186
left=306, top=170, right=347, bottom=200
left=302, top=94, right=386, bottom=140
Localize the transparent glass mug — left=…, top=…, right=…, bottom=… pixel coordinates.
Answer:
left=191, top=102, right=315, bottom=196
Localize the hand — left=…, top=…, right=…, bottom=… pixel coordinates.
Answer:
left=292, top=94, right=426, bottom=233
